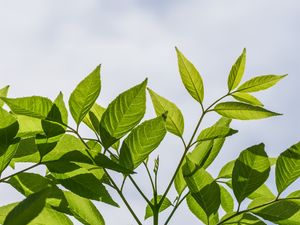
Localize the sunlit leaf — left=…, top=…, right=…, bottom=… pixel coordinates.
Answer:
left=219, top=185, right=234, bottom=213
left=0, top=85, right=9, bottom=108
left=276, top=142, right=300, bottom=194
left=232, top=143, right=270, bottom=203
left=175, top=47, right=204, bottom=103
left=227, top=48, right=246, bottom=91
left=237, top=74, right=287, bottom=93
left=214, top=102, right=280, bottom=120
left=100, top=79, right=147, bottom=149
left=232, top=92, right=263, bottom=106
left=69, top=65, right=101, bottom=126
left=119, top=115, right=166, bottom=171
left=148, top=88, right=184, bottom=137
left=83, top=103, right=105, bottom=132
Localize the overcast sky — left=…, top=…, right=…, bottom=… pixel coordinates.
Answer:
left=0, top=1, right=300, bottom=224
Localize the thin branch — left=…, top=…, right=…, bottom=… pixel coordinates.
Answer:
left=0, top=163, right=40, bottom=182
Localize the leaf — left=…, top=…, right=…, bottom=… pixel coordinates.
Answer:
left=236, top=74, right=287, bottom=92
left=220, top=185, right=234, bottom=213
left=174, top=158, right=186, bottom=195
left=0, top=203, right=73, bottom=225
left=214, top=102, right=281, bottom=120
left=148, top=88, right=184, bottom=136
left=190, top=117, right=235, bottom=169
left=248, top=184, right=275, bottom=199
left=45, top=161, right=118, bottom=206
left=12, top=137, right=40, bottom=164
left=144, top=195, right=172, bottom=220
left=16, top=115, right=43, bottom=138
left=1, top=96, right=53, bottom=119
left=69, top=65, right=101, bottom=126
left=93, top=153, right=132, bottom=174
left=232, top=92, right=263, bottom=106
left=227, top=48, right=246, bottom=91
left=54, top=92, right=68, bottom=125
left=221, top=213, right=266, bottom=225
left=0, top=139, right=20, bottom=174
left=218, top=160, right=235, bottom=179
left=186, top=194, right=219, bottom=225
left=99, top=79, right=147, bottom=149
left=183, top=160, right=220, bottom=217
left=3, top=187, right=51, bottom=225
left=83, top=103, right=105, bottom=132
left=0, top=85, right=9, bottom=108
left=175, top=47, right=204, bottom=103
left=276, top=142, right=300, bottom=194
left=252, top=200, right=300, bottom=224
left=0, top=108, right=19, bottom=141
left=63, top=191, right=105, bottom=225
left=232, top=143, right=270, bottom=203
left=119, top=115, right=166, bottom=171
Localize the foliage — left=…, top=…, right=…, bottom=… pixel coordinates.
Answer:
left=0, top=48, right=299, bottom=225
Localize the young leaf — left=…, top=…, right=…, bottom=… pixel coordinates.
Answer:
left=186, top=194, right=219, bottom=225
left=214, top=102, right=281, bottom=120
left=1, top=96, right=53, bottom=119
left=69, top=65, right=101, bottom=126
left=99, top=79, right=147, bottom=149
left=63, top=191, right=105, bottom=225
left=276, top=142, right=300, bottom=194
left=175, top=47, right=204, bottom=104
left=144, top=195, right=172, bottom=220
left=219, top=185, right=234, bottom=213
left=232, top=143, right=270, bottom=203
left=119, top=115, right=166, bottom=171
left=236, top=74, right=287, bottom=92
left=231, top=92, right=263, bottom=106
left=0, top=85, right=9, bottom=108
left=3, top=187, right=51, bottom=225
left=183, top=160, right=220, bottom=217
left=148, top=88, right=184, bottom=137
left=227, top=48, right=246, bottom=91
left=83, top=103, right=105, bottom=132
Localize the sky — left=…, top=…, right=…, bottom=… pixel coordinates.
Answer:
left=0, top=0, right=300, bottom=224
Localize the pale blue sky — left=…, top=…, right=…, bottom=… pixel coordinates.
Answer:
left=0, top=1, right=299, bottom=224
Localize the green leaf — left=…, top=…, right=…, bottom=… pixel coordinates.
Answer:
left=218, top=160, right=235, bottom=179
left=220, top=185, right=234, bottom=213
left=197, top=125, right=237, bottom=142
left=0, top=85, right=9, bottom=108
left=232, top=143, right=270, bottom=203
left=248, top=184, right=275, bottom=199
left=0, top=108, right=19, bottom=141
left=144, top=195, right=172, bottom=220
left=174, top=158, right=186, bottom=195
left=183, top=160, right=220, bottom=217
left=227, top=48, right=246, bottom=91
left=69, top=65, right=101, bottom=126
left=119, top=115, right=166, bottom=171
left=1, top=96, right=53, bottom=119
left=190, top=117, right=235, bottom=169
left=276, top=142, right=300, bottom=194
left=3, top=187, right=51, bottom=225
left=175, top=47, right=204, bottom=103
left=99, top=79, right=147, bottom=149
left=148, top=88, right=184, bottom=136
left=63, top=191, right=105, bottom=225
left=54, top=92, right=68, bottom=125
left=12, top=137, right=40, bottom=164
left=83, top=103, right=105, bottom=132
left=0, top=139, right=20, bottom=174
left=252, top=200, right=300, bottom=224
left=0, top=203, right=73, bottom=225
left=214, top=102, right=281, bottom=120
left=236, top=74, right=287, bottom=92
left=93, top=153, right=132, bottom=174
left=16, top=115, right=43, bottom=138
left=186, top=193, right=219, bottom=225
left=45, top=161, right=118, bottom=206
left=232, top=92, right=263, bottom=106
left=221, top=213, right=266, bottom=225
